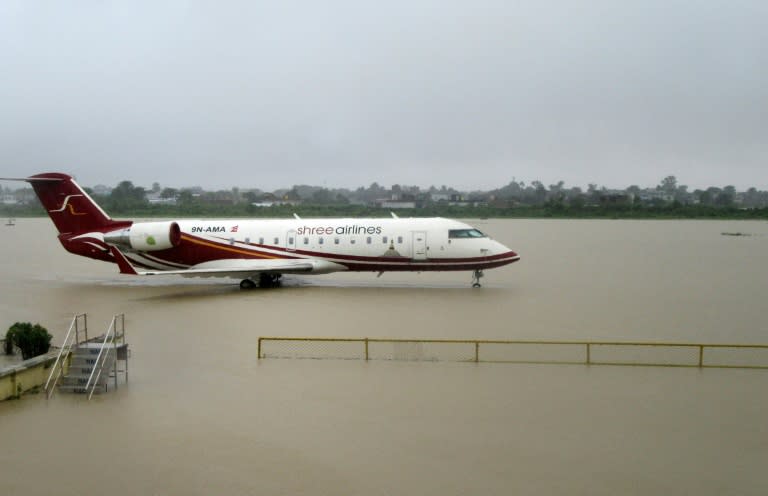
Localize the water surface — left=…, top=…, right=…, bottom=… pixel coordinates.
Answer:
left=1, top=218, right=767, bottom=495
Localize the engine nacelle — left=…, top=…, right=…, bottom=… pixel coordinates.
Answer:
left=104, top=221, right=181, bottom=252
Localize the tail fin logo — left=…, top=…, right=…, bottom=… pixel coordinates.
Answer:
left=50, top=195, right=87, bottom=216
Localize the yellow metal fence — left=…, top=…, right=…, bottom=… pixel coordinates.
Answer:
left=257, top=338, right=768, bottom=369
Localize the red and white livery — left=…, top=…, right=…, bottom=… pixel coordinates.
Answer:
left=4, top=173, right=520, bottom=288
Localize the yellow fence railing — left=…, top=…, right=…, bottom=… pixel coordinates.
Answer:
left=257, top=337, right=768, bottom=369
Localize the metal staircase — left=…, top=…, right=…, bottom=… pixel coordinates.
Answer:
left=45, top=314, right=129, bottom=400
left=58, top=343, right=117, bottom=396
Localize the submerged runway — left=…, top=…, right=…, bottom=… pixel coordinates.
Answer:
left=1, top=219, right=768, bottom=495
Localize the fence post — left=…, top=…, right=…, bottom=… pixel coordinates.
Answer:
left=699, top=345, right=704, bottom=367
left=364, top=338, right=369, bottom=361
left=475, top=342, right=479, bottom=363
left=257, top=338, right=262, bottom=359
left=586, top=343, right=591, bottom=365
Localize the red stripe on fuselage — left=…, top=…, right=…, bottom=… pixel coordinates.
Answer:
left=251, top=244, right=520, bottom=265
left=338, top=258, right=518, bottom=272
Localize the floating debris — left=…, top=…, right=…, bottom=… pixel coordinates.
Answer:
left=721, top=232, right=751, bottom=237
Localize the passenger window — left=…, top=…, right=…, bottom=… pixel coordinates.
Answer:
left=319, top=237, right=324, bottom=245
left=259, top=237, right=264, bottom=245
left=366, top=237, right=372, bottom=244
left=273, top=237, right=279, bottom=244
left=303, top=237, right=309, bottom=244
left=383, top=236, right=388, bottom=244
left=334, top=238, right=340, bottom=245
left=397, top=236, right=403, bottom=244
left=245, top=237, right=250, bottom=244
left=288, top=237, right=294, bottom=244
left=351, top=239, right=356, bottom=244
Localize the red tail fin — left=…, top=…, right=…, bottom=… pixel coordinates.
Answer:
left=25, top=172, right=123, bottom=234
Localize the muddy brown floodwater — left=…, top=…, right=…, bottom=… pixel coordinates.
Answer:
left=1, top=218, right=767, bottom=495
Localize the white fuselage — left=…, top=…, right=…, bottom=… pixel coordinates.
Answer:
left=124, top=217, right=518, bottom=273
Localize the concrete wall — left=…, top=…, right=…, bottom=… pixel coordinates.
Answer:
left=0, top=351, right=69, bottom=401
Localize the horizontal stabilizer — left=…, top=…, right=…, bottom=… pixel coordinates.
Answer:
left=0, top=176, right=63, bottom=182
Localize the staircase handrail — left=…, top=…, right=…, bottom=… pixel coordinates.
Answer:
left=44, top=313, right=86, bottom=399
left=84, top=314, right=122, bottom=400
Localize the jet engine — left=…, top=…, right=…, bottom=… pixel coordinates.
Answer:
left=104, top=221, right=182, bottom=252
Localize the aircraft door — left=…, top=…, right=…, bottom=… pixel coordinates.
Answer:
left=412, top=231, right=427, bottom=260
left=286, top=229, right=297, bottom=251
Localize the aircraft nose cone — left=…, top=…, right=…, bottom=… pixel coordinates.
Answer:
left=492, top=241, right=520, bottom=263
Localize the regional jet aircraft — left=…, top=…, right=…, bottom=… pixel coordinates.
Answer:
left=2, top=173, right=520, bottom=288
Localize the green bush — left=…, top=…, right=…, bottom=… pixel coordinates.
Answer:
left=3, top=333, right=14, bottom=355
left=4, top=322, right=53, bottom=360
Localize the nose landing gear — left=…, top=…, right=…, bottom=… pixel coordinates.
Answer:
left=471, top=269, right=484, bottom=288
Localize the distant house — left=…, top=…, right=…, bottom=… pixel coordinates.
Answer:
left=146, top=192, right=177, bottom=205
left=599, top=194, right=632, bottom=206
left=430, top=193, right=451, bottom=202
left=250, top=193, right=301, bottom=207
left=3, top=190, right=38, bottom=205
left=638, top=190, right=674, bottom=203
left=376, top=199, right=417, bottom=209
left=92, top=184, right=112, bottom=196
left=374, top=192, right=421, bottom=209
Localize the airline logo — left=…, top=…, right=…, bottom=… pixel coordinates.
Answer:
left=298, top=225, right=383, bottom=235
left=50, top=195, right=87, bottom=216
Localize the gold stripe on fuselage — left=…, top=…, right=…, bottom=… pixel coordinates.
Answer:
left=180, top=234, right=282, bottom=259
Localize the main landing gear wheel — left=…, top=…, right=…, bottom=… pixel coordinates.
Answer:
left=240, top=274, right=283, bottom=289
left=258, top=273, right=282, bottom=288
left=471, top=269, right=484, bottom=288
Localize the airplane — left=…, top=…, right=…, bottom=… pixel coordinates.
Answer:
left=2, top=172, right=520, bottom=288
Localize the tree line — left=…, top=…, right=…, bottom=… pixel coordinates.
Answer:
left=2, top=175, right=768, bottom=219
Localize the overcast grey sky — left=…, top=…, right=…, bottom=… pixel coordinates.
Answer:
left=2, top=1, right=766, bottom=191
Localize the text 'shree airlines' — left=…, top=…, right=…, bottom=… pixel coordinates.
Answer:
left=2, top=173, right=520, bottom=288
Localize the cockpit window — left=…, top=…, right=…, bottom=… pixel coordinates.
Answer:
left=448, top=229, right=486, bottom=239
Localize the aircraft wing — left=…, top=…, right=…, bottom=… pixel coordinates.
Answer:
left=110, top=247, right=315, bottom=278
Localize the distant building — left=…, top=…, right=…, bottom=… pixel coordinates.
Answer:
left=251, top=201, right=300, bottom=207
left=4, top=190, right=38, bottom=205
left=599, top=194, right=632, bottom=206
left=250, top=193, right=301, bottom=207
left=376, top=199, right=417, bottom=209
left=430, top=193, right=451, bottom=202
left=146, top=193, right=177, bottom=205
left=638, top=190, right=674, bottom=203
left=92, top=184, right=112, bottom=196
